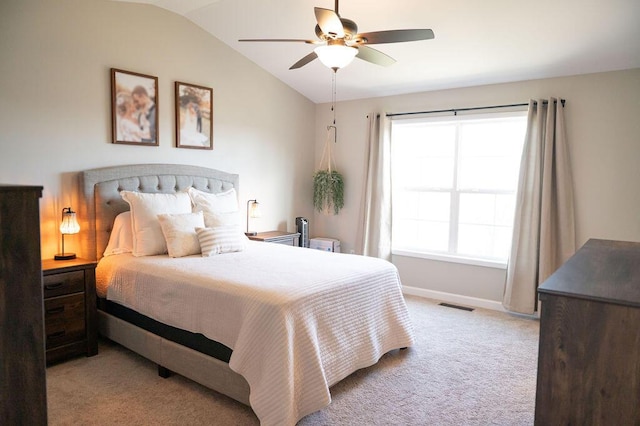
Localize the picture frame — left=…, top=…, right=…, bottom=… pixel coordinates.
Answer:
left=175, top=81, right=213, bottom=150
left=111, top=68, right=159, bottom=146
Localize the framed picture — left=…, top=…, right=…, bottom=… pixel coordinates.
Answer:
left=111, top=68, right=159, bottom=146
left=175, top=81, right=213, bottom=150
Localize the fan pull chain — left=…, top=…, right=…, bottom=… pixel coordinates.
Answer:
left=332, top=70, right=336, bottom=127
left=327, top=70, right=337, bottom=144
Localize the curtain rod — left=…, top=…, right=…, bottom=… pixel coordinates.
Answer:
left=386, top=99, right=565, bottom=118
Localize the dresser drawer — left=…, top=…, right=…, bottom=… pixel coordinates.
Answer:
left=44, top=293, right=86, bottom=348
left=43, top=270, right=84, bottom=298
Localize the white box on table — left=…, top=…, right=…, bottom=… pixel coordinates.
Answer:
left=309, top=237, right=341, bottom=253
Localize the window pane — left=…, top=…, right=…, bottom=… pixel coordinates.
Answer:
left=391, top=112, right=526, bottom=264
left=393, top=218, right=449, bottom=252
left=417, top=221, right=449, bottom=252
left=393, top=191, right=450, bottom=222
left=458, top=156, right=521, bottom=191
left=392, top=122, right=456, bottom=189
left=393, top=192, right=450, bottom=252
left=458, top=224, right=512, bottom=260
left=457, top=118, right=526, bottom=191
left=394, top=157, right=455, bottom=190
left=418, top=192, right=450, bottom=221
left=459, top=193, right=516, bottom=226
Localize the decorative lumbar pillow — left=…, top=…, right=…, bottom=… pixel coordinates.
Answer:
left=188, top=187, right=239, bottom=214
left=121, top=191, right=192, bottom=256
left=158, top=211, right=205, bottom=258
left=196, top=226, right=247, bottom=256
left=103, top=211, right=133, bottom=257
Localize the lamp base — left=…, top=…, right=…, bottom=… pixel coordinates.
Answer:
left=245, top=232, right=257, bottom=237
left=54, top=252, right=76, bottom=260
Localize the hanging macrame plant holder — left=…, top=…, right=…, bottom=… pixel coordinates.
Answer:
left=314, top=125, right=344, bottom=215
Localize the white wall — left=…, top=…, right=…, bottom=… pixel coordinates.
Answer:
left=314, top=69, right=640, bottom=304
left=0, top=0, right=316, bottom=259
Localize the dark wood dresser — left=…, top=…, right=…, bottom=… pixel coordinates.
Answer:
left=0, top=185, right=47, bottom=425
left=535, top=238, right=640, bottom=425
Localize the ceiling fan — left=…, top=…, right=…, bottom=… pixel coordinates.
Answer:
left=239, top=0, right=435, bottom=71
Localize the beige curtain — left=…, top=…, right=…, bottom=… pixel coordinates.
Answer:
left=503, top=98, right=576, bottom=314
left=356, top=113, right=392, bottom=260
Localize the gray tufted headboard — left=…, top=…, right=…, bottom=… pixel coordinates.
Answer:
left=78, top=164, right=239, bottom=261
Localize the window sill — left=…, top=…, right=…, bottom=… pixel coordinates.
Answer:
left=392, top=249, right=507, bottom=270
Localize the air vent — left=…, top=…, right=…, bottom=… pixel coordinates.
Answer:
left=438, top=302, right=474, bottom=312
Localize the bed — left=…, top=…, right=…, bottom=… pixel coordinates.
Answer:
left=78, top=163, right=414, bottom=425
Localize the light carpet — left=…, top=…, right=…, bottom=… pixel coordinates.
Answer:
left=46, top=295, right=539, bottom=425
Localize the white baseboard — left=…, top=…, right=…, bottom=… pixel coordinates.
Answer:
left=402, top=285, right=507, bottom=312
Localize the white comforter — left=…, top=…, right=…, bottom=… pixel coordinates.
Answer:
left=96, top=241, right=414, bottom=425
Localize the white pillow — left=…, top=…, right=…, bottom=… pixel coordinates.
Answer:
left=121, top=191, right=192, bottom=256
left=188, top=187, right=238, bottom=214
left=103, top=211, right=133, bottom=257
left=203, top=211, right=241, bottom=228
left=196, top=226, right=247, bottom=256
left=158, top=212, right=205, bottom=258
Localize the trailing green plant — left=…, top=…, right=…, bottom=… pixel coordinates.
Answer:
left=313, top=169, right=344, bottom=215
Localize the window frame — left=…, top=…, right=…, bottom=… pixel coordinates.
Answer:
left=390, top=110, right=528, bottom=269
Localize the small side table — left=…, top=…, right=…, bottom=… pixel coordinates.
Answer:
left=248, top=231, right=301, bottom=247
left=42, top=258, right=98, bottom=365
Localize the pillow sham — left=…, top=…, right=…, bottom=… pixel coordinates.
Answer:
left=121, top=190, right=192, bottom=256
left=188, top=187, right=238, bottom=214
left=103, top=211, right=133, bottom=257
left=196, top=225, right=247, bottom=256
left=158, top=211, right=205, bottom=258
left=203, top=210, right=241, bottom=228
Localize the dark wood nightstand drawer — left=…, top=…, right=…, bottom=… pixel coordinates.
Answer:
left=43, top=270, right=84, bottom=298
left=42, top=258, right=97, bottom=364
left=44, top=293, right=86, bottom=348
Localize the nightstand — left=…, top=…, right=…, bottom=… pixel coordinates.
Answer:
left=42, top=258, right=98, bottom=365
left=248, top=231, right=301, bottom=246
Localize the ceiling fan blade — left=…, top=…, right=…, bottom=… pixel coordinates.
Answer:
left=355, top=46, right=396, bottom=66
left=289, top=51, right=318, bottom=70
left=354, top=29, right=434, bottom=44
left=314, top=7, right=344, bottom=38
left=239, top=38, right=319, bottom=44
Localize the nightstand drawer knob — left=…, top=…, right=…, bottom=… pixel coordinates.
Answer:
left=47, top=331, right=66, bottom=339
left=45, top=282, right=64, bottom=290
left=46, top=306, right=65, bottom=315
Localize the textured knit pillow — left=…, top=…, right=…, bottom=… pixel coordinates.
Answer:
left=196, top=226, right=247, bottom=256
left=158, top=212, right=205, bottom=258
left=121, top=191, right=192, bottom=256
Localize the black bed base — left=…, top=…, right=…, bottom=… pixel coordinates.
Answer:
left=98, top=298, right=232, bottom=364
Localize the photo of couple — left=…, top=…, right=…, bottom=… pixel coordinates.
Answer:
left=112, top=69, right=158, bottom=145
left=176, top=82, right=212, bottom=149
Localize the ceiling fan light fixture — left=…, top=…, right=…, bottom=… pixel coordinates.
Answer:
left=314, top=45, right=357, bottom=70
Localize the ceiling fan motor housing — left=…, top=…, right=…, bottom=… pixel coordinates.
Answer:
left=315, top=18, right=358, bottom=41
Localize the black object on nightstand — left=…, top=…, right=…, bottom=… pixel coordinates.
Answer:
left=248, top=231, right=301, bottom=246
left=42, top=258, right=98, bottom=365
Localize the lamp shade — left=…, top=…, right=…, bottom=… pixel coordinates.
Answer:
left=314, top=45, right=358, bottom=69
left=59, top=207, right=80, bottom=234
left=246, top=199, right=261, bottom=236
left=249, top=200, right=261, bottom=219
left=55, top=206, right=79, bottom=260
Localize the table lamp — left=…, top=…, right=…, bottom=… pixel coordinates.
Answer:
left=54, top=207, right=80, bottom=260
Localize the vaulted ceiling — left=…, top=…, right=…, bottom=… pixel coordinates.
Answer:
left=114, top=0, right=640, bottom=103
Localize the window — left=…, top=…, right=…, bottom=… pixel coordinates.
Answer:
left=390, top=111, right=527, bottom=267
